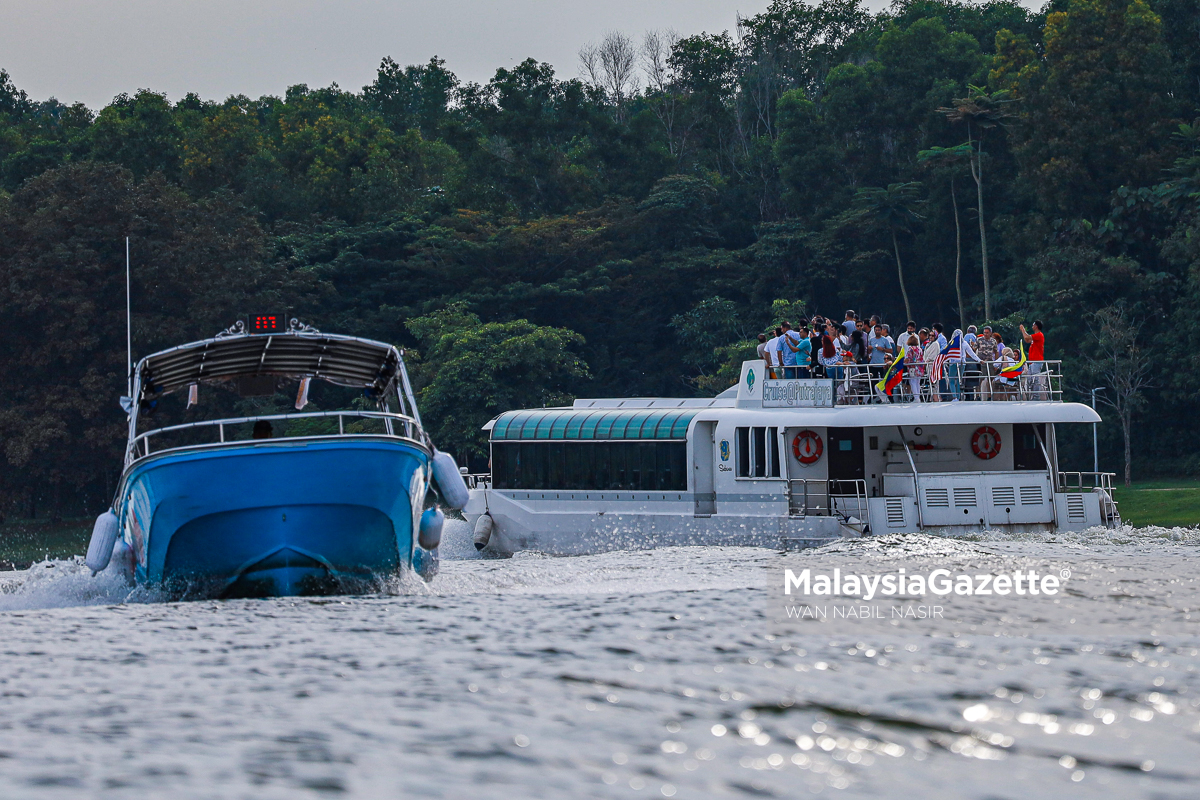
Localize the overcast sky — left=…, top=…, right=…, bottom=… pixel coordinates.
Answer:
left=1, top=1, right=1036, bottom=109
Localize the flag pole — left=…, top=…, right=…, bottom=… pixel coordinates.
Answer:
left=126, top=236, right=132, bottom=399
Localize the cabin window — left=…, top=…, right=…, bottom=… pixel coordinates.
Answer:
left=735, top=426, right=781, bottom=479
left=490, top=442, right=687, bottom=491
left=736, top=427, right=749, bottom=477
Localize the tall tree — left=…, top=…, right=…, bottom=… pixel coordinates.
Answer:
left=1080, top=303, right=1154, bottom=486
left=939, top=86, right=1014, bottom=321
left=840, top=182, right=925, bottom=321
left=918, top=142, right=974, bottom=329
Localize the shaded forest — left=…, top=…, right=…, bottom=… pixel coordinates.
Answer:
left=2, top=0, right=1199, bottom=517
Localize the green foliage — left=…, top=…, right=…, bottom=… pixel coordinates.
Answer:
left=0, top=162, right=275, bottom=511
left=4, top=0, right=1200, bottom=513
left=404, top=304, right=589, bottom=459
left=1004, top=0, right=1176, bottom=218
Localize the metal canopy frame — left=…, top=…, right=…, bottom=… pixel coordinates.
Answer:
left=137, top=331, right=401, bottom=398
left=124, top=328, right=427, bottom=465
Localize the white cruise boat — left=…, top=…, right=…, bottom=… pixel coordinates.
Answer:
left=463, top=359, right=1119, bottom=554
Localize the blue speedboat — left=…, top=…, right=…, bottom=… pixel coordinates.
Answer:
left=85, top=319, right=468, bottom=598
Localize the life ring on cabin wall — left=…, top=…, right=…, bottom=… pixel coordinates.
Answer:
left=792, top=430, right=823, bottom=465
left=971, top=426, right=1002, bottom=460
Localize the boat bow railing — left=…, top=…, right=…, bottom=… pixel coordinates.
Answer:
left=126, top=410, right=425, bottom=466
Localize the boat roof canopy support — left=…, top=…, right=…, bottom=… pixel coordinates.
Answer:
left=137, top=332, right=402, bottom=400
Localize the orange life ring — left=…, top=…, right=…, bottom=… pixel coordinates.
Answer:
left=972, top=426, right=1002, bottom=459
left=792, top=430, right=823, bottom=465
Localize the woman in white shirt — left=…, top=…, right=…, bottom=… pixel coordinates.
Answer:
left=922, top=332, right=942, bottom=402
left=993, top=347, right=1016, bottom=400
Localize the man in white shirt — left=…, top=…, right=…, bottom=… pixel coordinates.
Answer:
left=765, top=327, right=782, bottom=378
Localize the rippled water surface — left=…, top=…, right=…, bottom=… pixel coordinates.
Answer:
left=2, top=522, right=1200, bottom=799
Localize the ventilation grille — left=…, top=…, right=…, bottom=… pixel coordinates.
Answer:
left=925, top=488, right=949, bottom=508
left=1020, top=486, right=1043, bottom=505
left=992, top=487, right=1016, bottom=507
left=953, top=487, right=977, bottom=507
left=885, top=497, right=906, bottom=527
left=1066, top=493, right=1086, bottom=523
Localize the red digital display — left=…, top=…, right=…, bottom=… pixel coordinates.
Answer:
left=250, top=314, right=283, bottom=333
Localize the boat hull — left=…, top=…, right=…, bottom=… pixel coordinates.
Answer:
left=115, top=438, right=431, bottom=597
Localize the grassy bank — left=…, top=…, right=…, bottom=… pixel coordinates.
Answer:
left=0, top=518, right=91, bottom=570
left=1113, top=479, right=1200, bottom=528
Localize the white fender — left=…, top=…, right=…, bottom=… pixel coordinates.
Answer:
left=110, top=537, right=135, bottom=581
left=431, top=451, right=470, bottom=510
left=418, top=507, right=444, bottom=550
left=473, top=513, right=493, bottom=551
left=85, top=510, right=120, bottom=574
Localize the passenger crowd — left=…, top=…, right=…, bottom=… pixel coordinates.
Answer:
left=754, top=310, right=1049, bottom=403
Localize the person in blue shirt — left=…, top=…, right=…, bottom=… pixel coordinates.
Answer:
left=786, top=322, right=812, bottom=378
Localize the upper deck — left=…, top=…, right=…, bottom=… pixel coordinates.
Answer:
left=572, top=358, right=1067, bottom=411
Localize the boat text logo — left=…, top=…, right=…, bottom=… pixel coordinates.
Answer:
left=762, top=379, right=834, bottom=408
left=720, top=440, right=730, bottom=461
left=784, top=568, right=1065, bottom=599
left=746, top=369, right=756, bottom=394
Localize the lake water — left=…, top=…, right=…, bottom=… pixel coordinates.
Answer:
left=1, top=522, right=1199, bottom=799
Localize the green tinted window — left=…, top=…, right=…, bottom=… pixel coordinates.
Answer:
left=516, top=412, right=545, bottom=439
left=492, top=415, right=513, bottom=439
left=565, top=412, right=592, bottom=439
left=594, top=412, right=619, bottom=439
left=579, top=412, right=603, bottom=439
left=670, top=412, right=697, bottom=438
left=491, top=409, right=695, bottom=441
left=625, top=412, right=653, bottom=439
left=533, top=414, right=556, bottom=439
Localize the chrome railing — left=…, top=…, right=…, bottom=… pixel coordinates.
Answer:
left=127, top=410, right=425, bottom=466
left=1057, top=471, right=1117, bottom=493
left=788, top=478, right=869, bottom=527
left=464, top=473, right=491, bottom=490
left=1057, top=471, right=1120, bottom=524
left=766, top=360, right=1063, bottom=405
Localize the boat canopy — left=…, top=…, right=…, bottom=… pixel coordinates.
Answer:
left=491, top=408, right=698, bottom=441
left=136, top=331, right=402, bottom=398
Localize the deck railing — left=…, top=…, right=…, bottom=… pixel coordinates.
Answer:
left=127, top=410, right=424, bottom=466
left=464, top=473, right=491, bottom=490
left=1058, top=471, right=1120, bottom=522
left=764, top=360, right=1063, bottom=405
left=788, top=478, right=869, bottom=527
left=1057, top=471, right=1117, bottom=493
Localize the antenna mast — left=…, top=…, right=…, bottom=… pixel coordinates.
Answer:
left=126, top=236, right=132, bottom=398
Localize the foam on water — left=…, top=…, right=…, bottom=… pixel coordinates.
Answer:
left=1, top=522, right=1199, bottom=798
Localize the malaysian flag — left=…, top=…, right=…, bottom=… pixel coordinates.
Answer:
left=929, top=334, right=960, bottom=383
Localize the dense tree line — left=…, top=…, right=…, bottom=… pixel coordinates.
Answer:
left=1, top=0, right=1198, bottom=516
